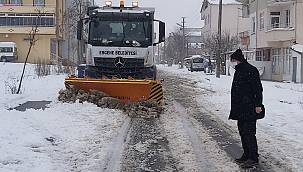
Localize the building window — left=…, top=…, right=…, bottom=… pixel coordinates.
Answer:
left=272, top=48, right=281, bottom=74
left=260, top=12, right=264, bottom=30
left=285, top=10, right=290, bottom=27
left=283, top=48, right=291, bottom=74
left=0, top=0, right=22, bottom=4
left=0, top=13, right=55, bottom=27
left=33, top=0, right=44, bottom=6
left=0, top=47, right=13, bottom=52
left=252, top=17, right=256, bottom=34
left=256, top=50, right=263, bottom=61
left=10, top=0, right=22, bottom=5
left=0, top=0, right=8, bottom=4
left=270, top=12, right=280, bottom=29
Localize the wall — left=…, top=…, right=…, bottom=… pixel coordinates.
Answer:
left=226, top=60, right=272, bottom=80
left=201, top=3, right=213, bottom=35
left=296, top=0, right=303, bottom=45
left=202, top=4, right=245, bottom=37
left=249, top=12, right=256, bottom=50
left=0, top=34, right=55, bottom=63
left=0, top=0, right=64, bottom=63
left=22, top=0, right=56, bottom=5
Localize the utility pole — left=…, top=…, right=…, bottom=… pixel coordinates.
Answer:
left=216, top=0, right=223, bottom=78
left=176, top=17, right=186, bottom=68
left=77, top=1, right=82, bottom=65
left=157, top=43, right=160, bottom=63
left=182, top=17, right=186, bottom=68
left=67, top=8, right=71, bottom=62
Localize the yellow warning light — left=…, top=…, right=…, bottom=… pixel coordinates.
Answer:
left=132, top=1, right=139, bottom=7
left=105, top=1, right=112, bottom=7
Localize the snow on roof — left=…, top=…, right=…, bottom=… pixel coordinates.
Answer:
left=291, top=44, right=303, bottom=53
left=208, top=0, right=242, bottom=5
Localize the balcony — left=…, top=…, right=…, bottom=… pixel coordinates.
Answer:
left=267, top=23, right=294, bottom=31
left=268, top=0, right=296, bottom=7
left=0, top=4, right=56, bottom=13
left=265, top=23, right=295, bottom=42
left=0, top=27, right=56, bottom=35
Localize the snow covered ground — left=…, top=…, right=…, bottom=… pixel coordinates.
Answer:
left=2, top=62, right=303, bottom=171
left=0, top=62, right=126, bottom=172
left=158, top=65, right=303, bottom=171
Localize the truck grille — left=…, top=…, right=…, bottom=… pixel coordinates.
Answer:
left=94, top=57, right=144, bottom=68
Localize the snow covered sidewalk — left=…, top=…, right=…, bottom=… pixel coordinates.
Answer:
left=0, top=62, right=126, bottom=172
left=158, top=65, right=303, bottom=171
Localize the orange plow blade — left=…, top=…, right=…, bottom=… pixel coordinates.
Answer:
left=64, top=77, right=164, bottom=104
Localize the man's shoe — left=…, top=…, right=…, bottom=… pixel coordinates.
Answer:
left=235, top=156, right=248, bottom=164
left=240, top=159, right=259, bottom=169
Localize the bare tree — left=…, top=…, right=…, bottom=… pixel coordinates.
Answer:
left=202, top=32, right=239, bottom=74
left=164, top=30, right=187, bottom=66
left=16, top=9, right=43, bottom=94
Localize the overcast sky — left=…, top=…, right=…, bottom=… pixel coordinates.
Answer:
left=95, top=0, right=203, bottom=33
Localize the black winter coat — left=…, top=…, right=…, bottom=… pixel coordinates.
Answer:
left=229, top=62, right=263, bottom=121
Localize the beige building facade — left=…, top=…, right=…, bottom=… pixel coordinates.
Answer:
left=200, top=0, right=250, bottom=39
left=0, top=0, right=64, bottom=64
left=246, top=0, right=303, bottom=82
left=200, top=0, right=251, bottom=55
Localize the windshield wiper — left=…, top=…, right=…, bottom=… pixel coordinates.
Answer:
left=143, top=22, right=147, bottom=40
left=121, top=21, right=127, bottom=45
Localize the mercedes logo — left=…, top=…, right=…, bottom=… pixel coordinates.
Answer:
left=114, top=56, right=125, bottom=68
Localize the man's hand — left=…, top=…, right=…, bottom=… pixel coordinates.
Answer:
left=255, top=107, right=262, bottom=114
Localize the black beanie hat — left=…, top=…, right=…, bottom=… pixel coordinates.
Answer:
left=231, top=49, right=245, bottom=62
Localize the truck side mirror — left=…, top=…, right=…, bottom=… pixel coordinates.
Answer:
left=159, top=21, right=165, bottom=43
left=77, top=20, right=83, bottom=40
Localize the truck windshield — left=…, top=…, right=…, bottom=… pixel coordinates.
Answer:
left=0, top=47, right=13, bottom=53
left=193, top=58, right=204, bottom=63
left=89, top=20, right=152, bottom=47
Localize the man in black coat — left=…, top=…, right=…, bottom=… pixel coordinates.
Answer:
left=229, top=49, right=263, bottom=168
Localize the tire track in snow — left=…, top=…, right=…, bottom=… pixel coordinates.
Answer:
left=173, top=100, right=214, bottom=172
left=102, top=117, right=131, bottom=172
left=120, top=118, right=178, bottom=172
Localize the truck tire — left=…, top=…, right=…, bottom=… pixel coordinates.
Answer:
left=1, top=57, right=7, bottom=62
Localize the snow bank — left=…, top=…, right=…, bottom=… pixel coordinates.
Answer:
left=0, top=62, right=126, bottom=171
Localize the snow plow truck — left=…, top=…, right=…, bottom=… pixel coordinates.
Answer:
left=64, top=0, right=165, bottom=104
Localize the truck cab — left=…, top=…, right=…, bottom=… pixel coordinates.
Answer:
left=78, top=1, right=165, bottom=80
left=0, top=42, right=18, bottom=62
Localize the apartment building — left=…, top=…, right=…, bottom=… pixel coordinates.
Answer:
left=0, top=0, right=64, bottom=64
left=200, top=0, right=250, bottom=39
left=246, top=0, right=303, bottom=82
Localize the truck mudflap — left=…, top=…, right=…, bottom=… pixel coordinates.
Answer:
left=64, top=77, right=164, bottom=104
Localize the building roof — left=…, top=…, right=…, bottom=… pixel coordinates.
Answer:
left=291, top=44, right=303, bottom=53
left=208, top=0, right=242, bottom=5
left=201, top=0, right=242, bottom=13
